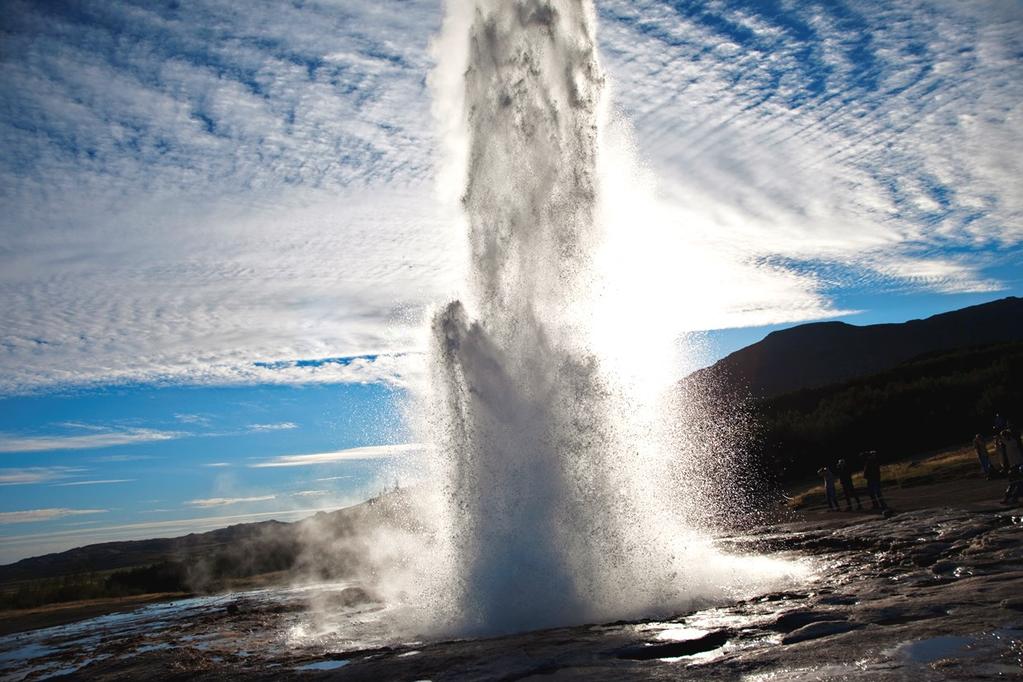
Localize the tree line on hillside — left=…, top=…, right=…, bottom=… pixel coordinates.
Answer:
left=0, top=562, right=190, bottom=610
left=747, top=342, right=1023, bottom=479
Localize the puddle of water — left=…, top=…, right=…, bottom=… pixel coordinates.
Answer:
left=48, top=653, right=112, bottom=679
left=742, top=661, right=891, bottom=681
left=890, top=635, right=975, bottom=663
left=0, top=586, right=319, bottom=677
left=888, top=628, right=1023, bottom=666
left=295, top=659, right=350, bottom=671
left=0, top=641, right=56, bottom=664
left=136, top=642, right=173, bottom=653
left=654, top=627, right=709, bottom=642
left=0, top=651, right=113, bottom=682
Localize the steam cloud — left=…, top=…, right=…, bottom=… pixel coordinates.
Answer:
left=410, top=0, right=806, bottom=636
left=288, top=0, right=809, bottom=642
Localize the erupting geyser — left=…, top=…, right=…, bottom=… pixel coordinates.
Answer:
left=412, top=0, right=807, bottom=636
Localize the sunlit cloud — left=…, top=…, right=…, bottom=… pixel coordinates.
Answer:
left=0, top=428, right=181, bottom=453
left=201, top=462, right=231, bottom=468
left=0, top=0, right=449, bottom=395
left=0, top=508, right=107, bottom=524
left=186, top=495, right=277, bottom=508
left=249, top=443, right=424, bottom=468
left=595, top=0, right=1022, bottom=315
left=0, top=0, right=1018, bottom=397
left=52, top=479, right=134, bottom=487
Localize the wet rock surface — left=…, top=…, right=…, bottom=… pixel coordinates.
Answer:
left=1, top=506, right=1020, bottom=680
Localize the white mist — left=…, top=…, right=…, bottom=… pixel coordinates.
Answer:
left=407, top=0, right=808, bottom=637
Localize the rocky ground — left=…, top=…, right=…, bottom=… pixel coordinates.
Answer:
left=1, top=500, right=1020, bottom=680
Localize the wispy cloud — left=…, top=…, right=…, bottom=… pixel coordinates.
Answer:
left=250, top=443, right=424, bottom=468
left=54, top=422, right=109, bottom=432
left=593, top=0, right=1023, bottom=323
left=52, top=479, right=134, bottom=487
left=0, top=467, right=84, bottom=485
left=0, top=0, right=449, bottom=395
left=247, top=422, right=298, bottom=432
left=175, top=414, right=212, bottom=426
left=201, top=462, right=231, bottom=468
left=186, top=495, right=276, bottom=508
left=0, top=429, right=181, bottom=453
left=91, top=454, right=158, bottom=463
left=292, top=490, right=329, bottom=497
left=0, top=0, right=1019, bottom=396
left=0, top=508, right=107, bottom=524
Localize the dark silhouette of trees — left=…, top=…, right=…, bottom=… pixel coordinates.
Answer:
left=749, top=342, right=1023, bottom=477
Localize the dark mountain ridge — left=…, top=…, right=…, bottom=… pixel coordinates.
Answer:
left=694, top=296, right=1023, bottom=398
left=752, top=340, right=1023, bottom=477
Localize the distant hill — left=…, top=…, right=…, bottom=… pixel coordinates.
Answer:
left=0, top=519, right=295, bottom=585
left=694, top=297, right=1023, bottom=399
left=0, top=492, right=412, bottom=608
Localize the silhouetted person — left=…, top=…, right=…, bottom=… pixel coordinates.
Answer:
left=994, top=413, right=1008, bottom=432
left=1003, top=428, right=1023, bottom=470
left=1004, top=459, right=1022, bottom=506
left=862, top=451, right=887, bottom=510
left=835, top=459, right=862, bottom=511
left=973, top=434, right=992, bottom=476
left=818, top=466, right=839, bottom=511
left=993, top=432, right=1009, bottom=474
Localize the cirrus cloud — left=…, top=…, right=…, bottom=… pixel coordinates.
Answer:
left=0, top=467, right=84, bottom=486
left=186, top=495, right=276, bottom=508
left=249, top=443, right=424, bottom=468
left=0, top=0, right=1019, bottom=396
left=0, top=428, right=181, bottom=453
left=0, top=508, right=107, bottom=525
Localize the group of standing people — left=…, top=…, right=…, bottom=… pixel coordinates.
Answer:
left=974, top=413, right=1023, bottom=504
left=817, top=451, right=887, bottom=513
left=815, top=413, right=1023, bottom=514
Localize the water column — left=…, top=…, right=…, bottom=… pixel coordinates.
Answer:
left=427, top=0, right=628, bottom=634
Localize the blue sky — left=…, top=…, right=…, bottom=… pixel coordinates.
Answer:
left=1, top=0, right=1021, bottom=562
left=0, top=383, right=414, bottom=562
